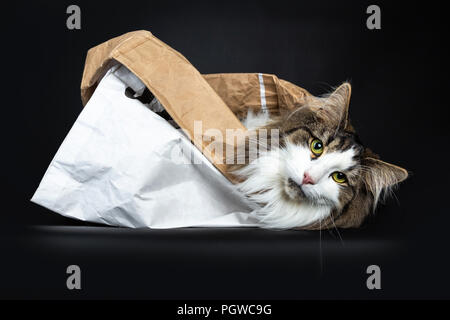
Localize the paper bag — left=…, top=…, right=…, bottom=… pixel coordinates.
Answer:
left=33, top=30, right=312, bottom=228
left=32, top=66, right=258, bottom=228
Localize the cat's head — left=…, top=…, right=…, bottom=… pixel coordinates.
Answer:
left=232, top=83, right=408, bottom=229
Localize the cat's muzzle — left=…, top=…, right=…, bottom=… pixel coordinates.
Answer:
left=286, top=177, right=307, bottom=200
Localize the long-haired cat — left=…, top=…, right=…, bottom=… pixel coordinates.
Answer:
left=227, top=83, right=408, bottom=230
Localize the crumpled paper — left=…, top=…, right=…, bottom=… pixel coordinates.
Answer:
left=31, top=66, right=258, bottom=228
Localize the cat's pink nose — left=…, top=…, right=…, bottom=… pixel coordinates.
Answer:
left=302, top=172, right=314, bottom=185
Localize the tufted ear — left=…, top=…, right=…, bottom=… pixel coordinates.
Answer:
left=362, top=157, right=408, bottom=205
left=322, top=82, right=352, bottom=130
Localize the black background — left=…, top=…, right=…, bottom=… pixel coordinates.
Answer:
left=1, top=0, right=449, bottom=300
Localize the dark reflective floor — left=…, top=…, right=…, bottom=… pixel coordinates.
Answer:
left=1, top=222, right=413, bottom=299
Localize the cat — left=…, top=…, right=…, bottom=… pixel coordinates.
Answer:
left=227, top=82, right=408, bottom=230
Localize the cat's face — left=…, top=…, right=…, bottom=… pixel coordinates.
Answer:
left=282, top=128, right=362, bottom=209
left=232, top=83, right=408, bottom=229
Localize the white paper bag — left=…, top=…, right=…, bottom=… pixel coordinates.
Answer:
left=31, top=65, right=258, bottom=228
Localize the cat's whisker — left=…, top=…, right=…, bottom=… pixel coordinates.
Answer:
left=329, top=212, right=345, bottom=246
left=319, top=216, right=323, bottom=274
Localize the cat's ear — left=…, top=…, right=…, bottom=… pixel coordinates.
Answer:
left=362, top=157, right=408, bottom=205
left=323, top=82, right=351, bottom=130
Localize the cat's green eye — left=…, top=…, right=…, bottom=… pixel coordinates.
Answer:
left=310, top=138, right=324, bottom=156
left=331, top=172, right=347, bottom=184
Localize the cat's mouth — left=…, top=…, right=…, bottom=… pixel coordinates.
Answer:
left=284, top=177, right=336, bottom=207
left=284, top=177, right=309, bottom=201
